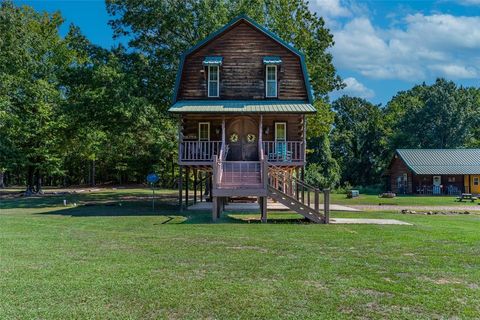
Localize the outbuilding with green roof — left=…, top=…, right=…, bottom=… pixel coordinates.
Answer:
left=386, top=149, right=480, bottom=195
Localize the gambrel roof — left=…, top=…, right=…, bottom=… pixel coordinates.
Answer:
left=172, top=15, right=313, bottom=104
left=396, top=149, right=480, bottom=175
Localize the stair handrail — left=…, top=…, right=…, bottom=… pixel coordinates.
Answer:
left=267, top=163, right=321, bottom=213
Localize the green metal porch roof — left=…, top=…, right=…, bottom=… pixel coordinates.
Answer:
left=168, top=100, right=316, bottom=114
left=397, top=149, right=480, bottom=175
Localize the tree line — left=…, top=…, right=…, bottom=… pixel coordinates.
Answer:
left=1, top=1, right=479, bottom=192
left=315, top=80, right=480, bottom=191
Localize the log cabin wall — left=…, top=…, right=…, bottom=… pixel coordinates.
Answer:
left=180, top=114, right=304, bottom=141
left=177, top=21, right=308, bottom=101
left=387, top=155, right=413, bottom=193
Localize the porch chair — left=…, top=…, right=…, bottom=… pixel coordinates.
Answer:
left=275, top=141, right=292, bottom=162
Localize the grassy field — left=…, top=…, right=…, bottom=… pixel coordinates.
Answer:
left=330, top=192, right=480, bottom=207
left=1, top=188, right=480, bottom=319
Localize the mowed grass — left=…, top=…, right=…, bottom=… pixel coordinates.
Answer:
left=1, top=188, right=480, bottom=319
left=330, top=193, right=480, bottom=207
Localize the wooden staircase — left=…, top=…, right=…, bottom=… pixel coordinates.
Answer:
left=211, top=158, right=329, bottom=223
left=267, top=186, right=324, bottom=223
left=267, top=164, right=327, bottom=223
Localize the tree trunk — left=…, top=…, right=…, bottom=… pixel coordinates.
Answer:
left=92, top=159, right=96, bottom=186
left=35, top=170, right=43, bottom=194
left=25, top=166, right=34, bottom=196
left=0, top=171, right=4, bottom=188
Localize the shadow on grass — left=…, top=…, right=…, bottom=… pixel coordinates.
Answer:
left=0, top=192, right=178, bottom=209
left=32, top=200, right=251, bottom=224
left=4, top=190, right=310, bottom=224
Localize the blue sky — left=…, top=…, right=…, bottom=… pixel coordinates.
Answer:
left=16, top=0, right=480, bottom=105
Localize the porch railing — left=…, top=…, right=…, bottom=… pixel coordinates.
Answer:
left=180, top=141, right=221, bottom=162
left=262, top=141, right=304, bottom=162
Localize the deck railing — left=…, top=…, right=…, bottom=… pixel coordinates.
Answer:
left=217, top=161, right=263, bottom=188
left=262, top=141, right=304, bottom=162
left=180, top=141, right=222, bottom=162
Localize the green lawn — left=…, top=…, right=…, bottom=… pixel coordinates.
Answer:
left=1, top=188, right=479, bottom=319
left=330, top=192, right=480, bottom=207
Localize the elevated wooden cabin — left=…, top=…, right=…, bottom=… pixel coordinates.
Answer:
left=169, top=16, right=328, bottom=223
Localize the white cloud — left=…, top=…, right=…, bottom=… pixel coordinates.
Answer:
left=428, top=64, right=478, bottom=78
left=330, top=13, right=480, bottom=81
left=311, top=0, right=351, bottom=17
left=339, top=77, right=375, bottom=98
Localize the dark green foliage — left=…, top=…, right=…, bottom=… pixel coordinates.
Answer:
left=305, top=134, right=340, bottom=189
left=331, top=80, right=480, bottom=189
left=0, top=2, right=178, bottom=189
left=385, top=79, right=479, bottom=150
left=330, top=96, right=387, bottom=187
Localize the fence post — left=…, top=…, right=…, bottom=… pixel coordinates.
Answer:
left=323, top=188, right=330, bottom=224
left=314, top=188, right=319, bottom=212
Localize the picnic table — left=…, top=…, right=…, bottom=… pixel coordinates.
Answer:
left=456, top=193, right=478, bottom=202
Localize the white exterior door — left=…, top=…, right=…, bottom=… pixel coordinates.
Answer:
left=433, top=176, right=441, bottom=195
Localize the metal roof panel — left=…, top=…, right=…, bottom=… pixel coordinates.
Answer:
left=168, top=100, right=316, bottom=114
left=397, top=149, right=480, bottom=175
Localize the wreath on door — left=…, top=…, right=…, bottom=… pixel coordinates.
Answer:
left=229, top=133, right=239, bottom=143
left=246, top=133, right=256, bottom=143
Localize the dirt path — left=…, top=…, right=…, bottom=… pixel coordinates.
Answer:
left=350, top=205, right=480, bottom=212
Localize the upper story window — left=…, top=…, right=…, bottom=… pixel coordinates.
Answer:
left=208, top=65, right=219, bottom=97
left=198, top=122, right=210, bottom=141
left=266, top=65, right=277, bottom=98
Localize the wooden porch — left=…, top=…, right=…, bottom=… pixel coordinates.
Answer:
left=178, top=114, right=306, bottom=166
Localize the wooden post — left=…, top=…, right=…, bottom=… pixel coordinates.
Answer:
left=259, top=114, right=263, bottom=160
left=295, top=167, right=300, bottom=200
left=212, top=196, right=218, bottom=221
left=222, top=116, right=226, bottom=159
left=301, top=167, right=305, bottom=204
left=209, top=173, right=213, bottom=202
left=178, top=166, right=183, bottom=212
left=185, top=167, right=189, bottom=208
left=323, top=188, right=330, bottom=224
left=193, top=168, right=197, bottom=204
left=303, top=115, right=307, bottom=162
left=314, top=188, right=319, bottom=212
left=260, top=196, right=267, bottom=223
left=199, top=171, right=203, bottom=202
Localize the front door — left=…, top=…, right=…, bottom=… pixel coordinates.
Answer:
left=433, top=176, right=441, bottom=195
left=226, top=117, right=258, bottom=161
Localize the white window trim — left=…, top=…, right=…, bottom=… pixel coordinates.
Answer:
left=198, top=122, right=210, bottom=141
left=275, top=122, right=286, bottom=141
left=207, top=65, right=219, bottom=98
left=265, top=65, right=277, bottom=98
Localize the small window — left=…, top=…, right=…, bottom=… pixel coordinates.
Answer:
left=198, top=122, right=210, bottom=141
left=275, top=122, right=286, bottom=141
left=266, top=65, right=277, bottom=97
left=474, top=177, right=479, bottom=186
left=447, top=177, right=456, bottom=183
left=208, top=65, right=219, bottom=97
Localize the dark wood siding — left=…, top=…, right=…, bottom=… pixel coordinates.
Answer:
left=387, top=155, right=413, bottom=193
left=178, top=21, right=308, bottom=100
